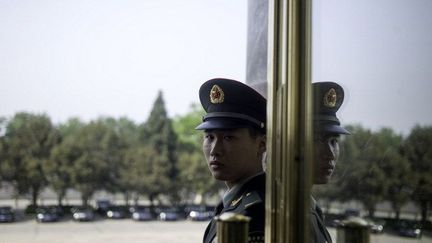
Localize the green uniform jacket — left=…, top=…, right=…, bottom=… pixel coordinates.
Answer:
left=203, top=173, right=265, bottom=243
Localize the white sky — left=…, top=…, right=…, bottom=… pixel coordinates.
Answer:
left=0, top=0, right=247, bottom=124
left=1, top=0, right=431, bottom=135
left=313, top=0, right=432, bottom=136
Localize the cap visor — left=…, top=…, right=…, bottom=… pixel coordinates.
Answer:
left=195, top=118, right=247, bottom=131
left=319, top=124, right=351, bottom=135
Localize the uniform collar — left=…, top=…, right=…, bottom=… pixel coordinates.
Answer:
left=310, top=196, right=318, bottom=212
left=222, top=171, right=264, bottom=207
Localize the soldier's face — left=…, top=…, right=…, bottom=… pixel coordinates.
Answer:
left=313, top=132, right=340, bottom=184
left=202, top=128, right=266, bottom=188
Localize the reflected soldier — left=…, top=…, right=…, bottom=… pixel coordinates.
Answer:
left=311, top=82, right=350, bottom=243
left=196, top=78, right=266, bottom=243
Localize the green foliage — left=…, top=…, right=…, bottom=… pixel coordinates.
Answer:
left=1, top=108, right=430, bottom=218
left=58, top=118, right=84, bottom=137
left=1, top=112, right=59, bottom=205
left=0, top=117, right=8, bottom=181
left=173, top=104, right=205, bottom=151
left=173, top=104, right=221, bottom=204
left=0, top=116, right=6, bottom=135
left=123, top=145, right=171, bottom=203
left=138, top=91, right=179, bottom=204
left=403, top=125, right=432, bottom=222
left=54, top=120, right=126, bottom=204
left=329, top=125, right=411, bottom=217
left=93, top=117, right=136, bottom=194
left=377, top=128, right=412, bottom=219
left=45, top=118, right=84, bottom=204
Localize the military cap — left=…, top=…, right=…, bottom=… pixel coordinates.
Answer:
left=195, top=78, right=266, bottom=133
left=313, top=82, right=350, bottom=135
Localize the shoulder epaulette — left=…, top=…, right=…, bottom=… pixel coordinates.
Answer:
left=242, top=191, right=263, bottom=209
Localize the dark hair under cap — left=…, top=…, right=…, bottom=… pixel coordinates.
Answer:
left=313, top=81, right=350, bottom=135
left=195, top=78, right=266, bottom=133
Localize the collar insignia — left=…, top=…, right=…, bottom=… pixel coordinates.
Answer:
left=210, top=85, right=224, bottom=104
left=230, top=195, right=243, bottom=207
left=323, top=88, right=337, bottom=108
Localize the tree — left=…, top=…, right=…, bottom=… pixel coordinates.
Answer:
left=403, top=125, right=432, bottom=224
left=57, top=117, right=84, bottom=137
left=336, top=125, right=388, bottom=217
left=45, top=118, right=84, bottom=206
left=1, top=112, right=59, bottom=206
left=0, top=116, right=8, bottom=181
left=47, top=137, right=71, bottom=206
left=123, top=145, right=170, bottom=206
left=173, top=103, right=221, bottom=204
left=376, top=128, right=412, bottom=220
left=99, top=117, right=139, bottom=205
left=173, top=104, right=204, bottom=151
left=61, top=120, right=123, bottom=205
left=139, top=91, right=178, bottom=204
left=0, top=116, right=6, bottom=135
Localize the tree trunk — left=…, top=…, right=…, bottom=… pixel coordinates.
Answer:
left=81, top=195, right=89, bottom=207
left=124, top=192, right=130, bottom=206
left=133, top=195, right=139, bottom=206
left=420, top=200, right=428, bottom=224
left=395, top=210, right=400, bottom=220
left=57, top=191, right=65, bottom=206
left=149, top=194, right=155, bottom=207
left=31, top=186, right=39, bottom=206
left=368, top=206, right=375, bottom=218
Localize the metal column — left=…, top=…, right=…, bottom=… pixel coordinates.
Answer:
left=266, top=0, right=313, bottom=242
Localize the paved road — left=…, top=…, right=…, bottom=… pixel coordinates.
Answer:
left=1, top=219, right=431, bottom=243
left=0, top=219, right=208, bottom=243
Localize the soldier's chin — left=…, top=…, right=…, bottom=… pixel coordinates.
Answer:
left=211, top=172, right=228, bottom=181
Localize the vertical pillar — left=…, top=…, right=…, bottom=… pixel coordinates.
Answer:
left=246, top=0, right=313, bottom=242
left=246, top=0, right=269, bottom=97
left=337, top=217, right=371, bottom=243
left=216, top=212, right=251, bottom=243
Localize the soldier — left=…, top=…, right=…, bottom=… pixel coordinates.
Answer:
left=196, top=78, right=266, bottom=243
left=310, top=82, right=351, bottom=243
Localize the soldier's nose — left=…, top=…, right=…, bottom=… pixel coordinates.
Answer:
left=210, top=140, right=223, bottom=156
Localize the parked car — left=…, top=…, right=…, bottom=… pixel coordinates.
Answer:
left=130, top=206, right=154, bottom=221
left=324, top=213, right=344, bottom=228
left=344, top=208, right=360, bottom=217
left=49, top=205, right=65, bottom=217
left=157, top=207, right=180, bottom=221
left=35, top=206, right=61, bottom=222
left=106, top=206, right=128, bottom=219
left=364, top=218, right=385, bottom=234
left=0, top=206, right=15, bottom=223
left=71, top=206, right=95, bottom=222
left=395, top=220, right=422, bottom=238
left=96, top=199, right=111, bottom=216
left=186, top=205, right=213, bottom=221
left=24, top=204, right=37, bottom=214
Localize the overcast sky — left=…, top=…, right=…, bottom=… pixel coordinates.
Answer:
left=313, top=0, right=432, bottom=136
left=1, top=0, right=431, bottom=136
left=0, top=0, right=247, bottom=124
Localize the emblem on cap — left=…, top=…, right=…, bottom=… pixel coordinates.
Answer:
left=210, top=85, right=224, bottom=104
left=323, top=88, right=337, bottom=108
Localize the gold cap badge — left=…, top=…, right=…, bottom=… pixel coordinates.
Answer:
left=210, top=84, right=224, bottom=104
left=323, top=88, right=337, bottom=108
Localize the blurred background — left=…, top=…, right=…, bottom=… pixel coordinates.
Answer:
left=0, top=0, right=431, bottom=242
